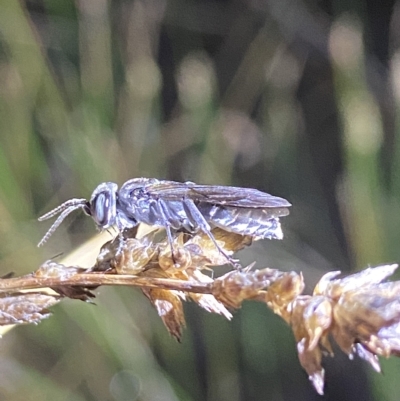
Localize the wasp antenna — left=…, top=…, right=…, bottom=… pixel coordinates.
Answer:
left=38, top=198, right=87, bottom=221
left=37, top=202, right=86, bottom=247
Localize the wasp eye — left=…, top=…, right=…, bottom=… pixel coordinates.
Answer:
left=94, top=193, right=108, bottom=225
left=91, top=191, right=116, bottom=228
left=88, top=182, right=118, bottom=229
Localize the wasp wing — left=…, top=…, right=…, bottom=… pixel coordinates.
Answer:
left=142, top=180, right=291, bottom=209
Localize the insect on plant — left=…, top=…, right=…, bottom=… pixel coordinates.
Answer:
left=38, top=178, right=291, bottom=268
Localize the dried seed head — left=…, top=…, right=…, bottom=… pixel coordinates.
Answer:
left=287, top=264, right=400, bottom=395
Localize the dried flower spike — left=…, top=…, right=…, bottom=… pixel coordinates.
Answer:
left=288, top=264, right=400, bottom=395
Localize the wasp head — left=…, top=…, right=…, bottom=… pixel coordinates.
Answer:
left=38, top=182, right=119, bottom=247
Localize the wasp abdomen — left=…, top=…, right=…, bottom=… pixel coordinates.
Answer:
left=198, top=204, right=289, bottom=240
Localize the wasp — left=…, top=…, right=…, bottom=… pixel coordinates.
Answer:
left=38, top=178, right=291, bottom=268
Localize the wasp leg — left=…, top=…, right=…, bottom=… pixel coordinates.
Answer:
left=182, top=199, right=242, bottom=270
left=153, top=200, right=179, bottom=266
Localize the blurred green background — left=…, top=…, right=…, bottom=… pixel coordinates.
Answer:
left=0, top=0, right=400, bottom=400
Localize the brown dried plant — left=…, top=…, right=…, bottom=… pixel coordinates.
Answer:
left=1, top=228, right=400, bottom=394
